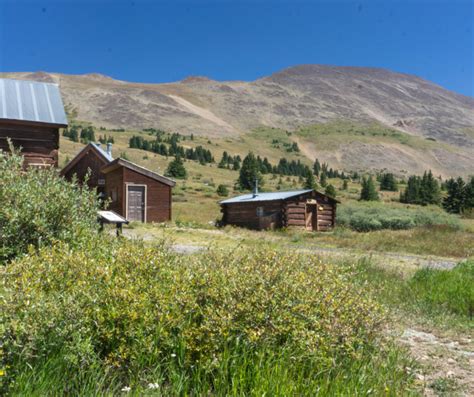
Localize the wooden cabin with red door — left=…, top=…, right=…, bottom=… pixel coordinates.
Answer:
left=0, top=78, right=67, bottom=167
left=61, top=142, right=114, bottom=196
left=220, top=188, right=338, bottom=231
left=101, top=158, right=175, bottom=223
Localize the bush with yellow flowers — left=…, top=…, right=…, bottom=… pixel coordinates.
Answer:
left=1, top=238, right=390, bottom=394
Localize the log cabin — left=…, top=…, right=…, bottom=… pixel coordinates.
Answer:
left=220, top=188, right=339, bottom=231
left=0, top=78, right=67, bottom=167
left=61, top=142, right=114, bottom=196
left=101, top=158, right=175, bottom=223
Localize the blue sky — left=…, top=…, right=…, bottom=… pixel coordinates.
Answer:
left=0, top=0, right=472, bottom=96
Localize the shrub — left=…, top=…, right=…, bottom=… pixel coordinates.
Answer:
left=0, top=148, right=100, bottom=263
left=216, top=184, right=229, bottom=196
left=337, top=202, right=460, bottom=232
left=2, top=241, right=388, bottom=394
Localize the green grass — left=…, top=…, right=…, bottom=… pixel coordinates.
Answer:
left=409, top=261, right=474, bottom=320
left=319, top=225, right=474, bottom=258
left=294, top=120, right=448, bottom=151
left=354, top=258, right=474, bottom=331
left=8, top=342, right=416, bottom=396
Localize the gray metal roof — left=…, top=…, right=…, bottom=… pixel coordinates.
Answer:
left=219, top=189, right=314, bottom=204
left=0, top=78, right=68, bottom=126
left=93, top=143, right=114, bottom=162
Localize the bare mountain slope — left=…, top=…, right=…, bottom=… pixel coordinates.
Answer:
left=2, top=65, right=473, bottom=176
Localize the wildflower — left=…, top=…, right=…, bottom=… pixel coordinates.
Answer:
left=148, top=383, right=160, bottom=389
left=171, top=353, right=177, bottom=357
left=121, top=386, right=131, bottom=392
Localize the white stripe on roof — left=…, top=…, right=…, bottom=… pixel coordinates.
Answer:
left=0, top=80, right=5, bottom=118
left=43, top=83, right=55, bottom=123
left=30, top=83, right=39, bottom=121
left=15, top=81, right=23, bottom=120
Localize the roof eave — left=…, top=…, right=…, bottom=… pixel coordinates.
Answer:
left=0, top=117, right=68, bottom=129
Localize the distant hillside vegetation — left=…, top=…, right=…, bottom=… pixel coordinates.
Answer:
left=3, top=65, right=473, bottom=176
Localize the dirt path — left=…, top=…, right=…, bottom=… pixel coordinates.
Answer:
left=122, top=227, right=460, bottom=269
left=400, top=328, right=474, bottom=396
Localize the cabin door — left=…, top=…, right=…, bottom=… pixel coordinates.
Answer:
left=305, top=204, right=317, bottom=231
left=127, top=185, right=145, bottom=222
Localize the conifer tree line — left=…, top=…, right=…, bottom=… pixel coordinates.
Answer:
left=97, top=135, right=115, bottom=144
left=63, top=126, right=96, bottom=144
left=399, top=171, right=441, bottom=205
left=218, top=152, right=241, bottom=171
left=313, top=159, right=347, bottom=179
left=129, top=135, right=214, bottom=165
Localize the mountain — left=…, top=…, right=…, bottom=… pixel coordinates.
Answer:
left=2, top=65, right=473, bottom=176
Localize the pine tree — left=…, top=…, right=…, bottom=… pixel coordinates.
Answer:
left=342, top=179, right=348, bottom=190
left=379, top=173, right=398, bottom=191
left=165, top=156, right=187, bottom=179
left=360, top=176, right=379, bottom=201
left=320, top=172, right=327, bottom=187
left=463, top=177, right=474, bottom=213
left=400, top=175, right=421, bottom=204
left=443, top=177, right=466, bottom=213
left=420, top=170, right=441, bottom=205
left=325, top=184, right=336, bottom=198
left=303, top=170, right=317, bottom=190
left=238, top=152, right=263, bottom=190
left=313, top=159, right=321, bottom=176
left=232, top=158, right=241, bottom=171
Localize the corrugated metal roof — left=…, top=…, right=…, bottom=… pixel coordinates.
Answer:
left=0, top=78, right=67, bottom=126
left=93, top=143, right=114, bottom=162
left=219, top=189, right=314, bottom=204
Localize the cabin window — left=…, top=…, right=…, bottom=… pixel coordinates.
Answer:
left=256, top=207, right=264, bottom=217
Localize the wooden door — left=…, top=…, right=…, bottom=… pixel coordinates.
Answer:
left=127, top=185, right=145, bottom=222
left=305, top=204, right=317, bottom=231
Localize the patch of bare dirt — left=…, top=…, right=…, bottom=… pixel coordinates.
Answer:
left=400, top=328, right=474, bottom=396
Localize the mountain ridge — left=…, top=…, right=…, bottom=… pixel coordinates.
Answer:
left=1, top=65, right=473, bottom=176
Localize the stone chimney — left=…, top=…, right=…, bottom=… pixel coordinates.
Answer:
left=106, top=142, right=112, bottom=157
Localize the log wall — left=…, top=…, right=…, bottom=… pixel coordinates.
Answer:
left=222, top=191, right=337, bottom=232
left=0, top=120, right=59, bottom=167
left=222, top=201, right=283, bottom=230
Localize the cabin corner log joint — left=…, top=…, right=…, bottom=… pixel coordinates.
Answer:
left=220, top=189, right=338, bottom=231
left=0, top=78, right=68, bottom=167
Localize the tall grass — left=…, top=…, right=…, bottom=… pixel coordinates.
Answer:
left=354, top=258, right=474, bottom=330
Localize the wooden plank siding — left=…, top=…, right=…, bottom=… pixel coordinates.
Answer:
left=103, top=166, right=124, bottom=215
left=62, top=148, right=108, bottom=192
left=122, top=167, right=172, bottom=223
